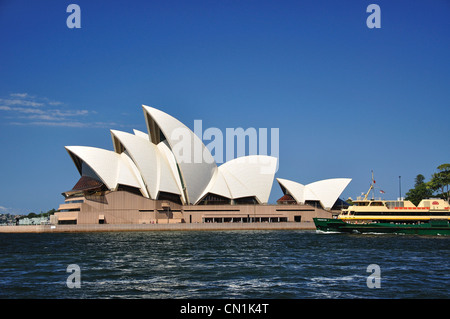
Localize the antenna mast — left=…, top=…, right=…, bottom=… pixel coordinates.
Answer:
left=363, top=170, right=375, bottom=200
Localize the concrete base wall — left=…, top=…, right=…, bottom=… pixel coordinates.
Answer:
left=45, top=191, right=332, bottom=230
left=0, top=222, right=318, bottom=233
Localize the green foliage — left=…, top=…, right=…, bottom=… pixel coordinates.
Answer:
left=427, top=163, right=450, bottom=202
left=406, top=164, right=450, bottom=205
left=27, top=212, right=37, bottom=219
left=405, top=174, right=433, bottom=206
left=41, top=208, right=56, bottom=217
left=18, top=208, right=56, bottom=220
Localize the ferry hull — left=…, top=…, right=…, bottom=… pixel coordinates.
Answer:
left=313, top=218, right=450, bottom=236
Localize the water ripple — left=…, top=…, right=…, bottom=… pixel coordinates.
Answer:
left=0, top=231, right=448, bottom=298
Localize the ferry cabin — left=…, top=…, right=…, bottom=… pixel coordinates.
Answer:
left=339, top=198, right=450, bottom=221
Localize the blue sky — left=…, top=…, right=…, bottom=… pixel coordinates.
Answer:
left=0, top=0, right=449, bottom=214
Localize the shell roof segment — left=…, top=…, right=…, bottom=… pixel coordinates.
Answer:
left=142, top=105, right=217, bottom=204
left=110, top=130, right=182, bottom=200
left=277, top=177, right=351, bottom=209
left=196, top=155, right=278, bottom=204
left=65, top=145, right=148, bottom=197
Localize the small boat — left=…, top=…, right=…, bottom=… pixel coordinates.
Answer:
left=313, top=173, right=450, bottom=235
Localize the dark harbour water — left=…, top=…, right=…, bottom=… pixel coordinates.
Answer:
left=0, top=230, right=449, bottom=299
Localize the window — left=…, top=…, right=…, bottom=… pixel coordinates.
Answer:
left=370, top=201, right=384, bottom=206
left=58, top=219, right=77, bottom=225
left=158, top=191, right=183, bottom=205
left=117, top=184, right=143, bottom=196
left=234, top=197, right=258, bottom=205
left=65, top=199, right=84, bottom=204
left=198, top=193, right=231, bottom=205
left=385, top=201, right=404, bottom=209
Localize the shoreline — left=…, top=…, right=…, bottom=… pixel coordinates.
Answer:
left=0, top=222, right=317, bottom=233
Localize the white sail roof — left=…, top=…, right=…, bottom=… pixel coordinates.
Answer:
left=133, top=129, right=149, bottom=139
left=277, top=177, right=351, bottom=209
left=65, top=145, right=148, bottom=197
left=306, top=179, right=351, bottom=209
left=142, top=105, right=217, bottom=204
left=201, top=167, right=232, bottom=199
left=277, top=178, right=308, bottom=203
left=119, top=152, right=149, bottom=198
left=221, top=155, right=277, bottom=203
left=110, top=130, right=181, bottom=200
left=197, top=155, right=278, bottom=204
left=156, top=141, right=185, bottom=200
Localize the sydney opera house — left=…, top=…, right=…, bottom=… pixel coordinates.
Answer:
left=54, top=105, right=351, bottom=225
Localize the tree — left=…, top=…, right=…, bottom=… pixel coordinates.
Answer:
left=427, top=164, right=450, bottom=202
left=415, top=174, right=426, bottom=185
left=27, top=212, right=37, bottom=219
left=42, top=208, right=56, bottom=218
left=405, top=174, right=433, bottom=206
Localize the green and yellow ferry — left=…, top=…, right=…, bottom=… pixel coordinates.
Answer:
left=314, top=198, right=450, bottom=235
left=314, top=182, right=450, bottom=235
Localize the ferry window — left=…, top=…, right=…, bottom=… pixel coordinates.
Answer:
left=356, top=202, right=368, bottom=206
left=385, top=201, right=404, bottom=208
left=370, top=202, right=384, bottom=206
